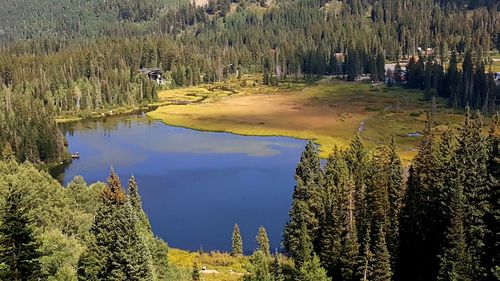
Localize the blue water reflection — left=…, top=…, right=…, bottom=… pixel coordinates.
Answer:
left=60, top=115, right=306, bottom=253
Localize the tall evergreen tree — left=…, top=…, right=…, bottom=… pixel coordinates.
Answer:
left=77, top=169, right=154, bottom=281
left=386, top=136, right=404, bottom=269
left=446, top=52, right=460, bottom=108
left=452, top=109, right=490, bottom=280
left=128, top=175, right=151, bottom=231
left=484, top=116, right=499, bottom=281
left=437, top=180, right=472, bottom=281
left=232, top=223, right=243, bottom=256
left=346, top=134, right=369, bottom=247
left=398, top=112, right=445, bottom=281
left=0, top=189, right=43, bottom=281
left=256, top=226, right=270, bottom=256
left=371, top=227, right=392, bottom=281
left=319, top=147, right=348, bottom=279
left=358, top=227, right=373, bottom=281
left=283, top=141, right=322, bottom=260
left=295, top=220, right=313, bottom=270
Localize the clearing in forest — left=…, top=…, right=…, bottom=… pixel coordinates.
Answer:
left=148, top=76, right=467, bottom=161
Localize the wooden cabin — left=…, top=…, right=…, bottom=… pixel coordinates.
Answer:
left=139, top=68, right=166, bottom=85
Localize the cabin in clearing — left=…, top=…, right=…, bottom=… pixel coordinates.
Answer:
left=139, top=68, right=166, bottom=85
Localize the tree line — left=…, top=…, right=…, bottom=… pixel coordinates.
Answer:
left=403, top=51, right=499, bottom=113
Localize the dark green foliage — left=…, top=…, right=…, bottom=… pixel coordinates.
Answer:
left=451, top=109, right=490, bottom=279
left=0, top=90, right=65, bottom=164
left=346, top=134, right=369, bottom=248
left=386, top=137, right=403, bottom=268
left=271, top=254, right=285, bottom=281
left=77, top=170, right=155, bottom=280
left=295, top=221, right=314, bottom=269
left=232, top=223, right=243, bottom=256
left=257, top=226, right=270, bottom=256
left=283, top=141, right=322, bottom=262
left=0, top=161, right=168, bottom=280
left=371, top=227, right=392, bottom=281
left=437, top=179, right=472, bottom=281
left=0, top=189, right=43, bottom=281
left=398, top=113, right=446, bottom=281
left=318, top=147, right=360, bottom=280
left=484, top=116, right=499, bottom=281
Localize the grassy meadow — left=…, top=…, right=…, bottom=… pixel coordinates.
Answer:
left=148, top=75, right=474, bottom=161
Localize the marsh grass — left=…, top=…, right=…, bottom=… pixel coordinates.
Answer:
left=148, top=76, right=485, bottom=162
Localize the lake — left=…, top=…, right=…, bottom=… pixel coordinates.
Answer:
left=57, top=114, right=306, bottom=253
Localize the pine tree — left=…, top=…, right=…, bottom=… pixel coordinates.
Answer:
left=271, top=254, right=285, bottom=281
left=386, top=136, right=404, bottom=269
left=339, top=176, right=360, bottom=281
left=296, top=255, right=331, bottom=281
left=398, top=112, right=445, bottom=281
left=295, top=220, right=313, bottom=269
left=77, top=169, right=154, bottom=281
left=128, top=175, right=151, bottom=231
left=232, top=223, right=243, bottom=256
left=393, top=62, right=403, bottom=83
left=283, top=141, right=322, bottom=261
left=358, top=227, right=373, bottom=281
left=346, top=134, right=369, bottom=247
left=452, top=109, right=490, bottom=279
left=256, top=226, right=270, bottom=256
left=371, top=227, right=392, bottom=281
left=319, top=147, right=348, bottom=278
left=437, top=181, right=472, bottom=281
left=484, top=116, right=499, bottom=280
left=0, top=189, right=43, bottom=281
left=446, top=51, right=460, bottom=108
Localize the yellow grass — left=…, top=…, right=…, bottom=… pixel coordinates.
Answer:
left=169, top=248, right=247, bottom=281
left=148, top=76, right=473, bottom=161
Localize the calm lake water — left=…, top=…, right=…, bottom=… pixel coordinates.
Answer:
left=57, top=114, right=306, bottom=253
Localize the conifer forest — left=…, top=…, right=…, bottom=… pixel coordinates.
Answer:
left=0, top=0, right=498, bottom=280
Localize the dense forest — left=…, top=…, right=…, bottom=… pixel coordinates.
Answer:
left=281, top=110, right=499, bottom=281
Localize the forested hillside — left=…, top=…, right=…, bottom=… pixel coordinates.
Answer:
left=1, top=0, right=498, bottom=163
left=0, top=0, right=181, bottom=42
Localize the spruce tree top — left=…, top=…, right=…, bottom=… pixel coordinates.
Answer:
left=103, top=168, right=126, bottom=204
